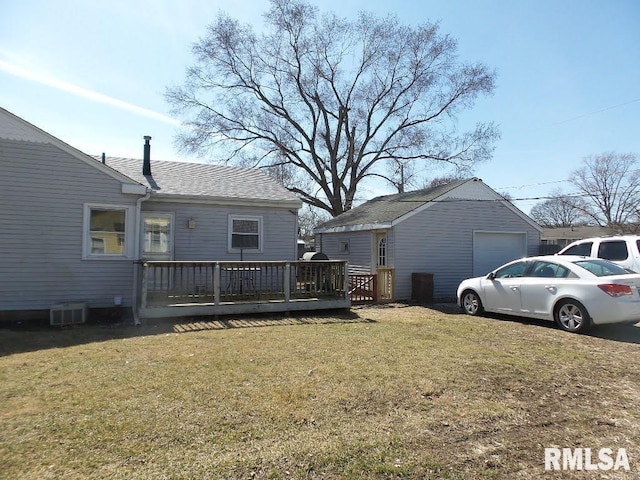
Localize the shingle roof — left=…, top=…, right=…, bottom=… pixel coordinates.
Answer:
left=316, top=178, right=473, bottom=231
left=101, top=157, right=302, bottom=205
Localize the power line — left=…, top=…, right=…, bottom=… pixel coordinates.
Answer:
left=552, top=97, right=640, bottom=126
left=494, top=178, right=571, bottom=191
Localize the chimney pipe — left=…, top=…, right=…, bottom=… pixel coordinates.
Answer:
left=101, top=152, right=105, bottom=164
left=143, top=136, right=152, bottom=176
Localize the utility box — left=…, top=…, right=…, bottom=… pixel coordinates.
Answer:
left=411, top=273, right=434, bottom=303
left=50, top=303, right=87, bottom=326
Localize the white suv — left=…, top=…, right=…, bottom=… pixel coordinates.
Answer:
left=556, top=235, right=640, bottom=272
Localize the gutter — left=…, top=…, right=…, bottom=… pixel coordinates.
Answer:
left=144, top=193, right=302, bottom=210
left=314, top=222, right=393, bottom=234
left=132, top=189, right=152, bottom=325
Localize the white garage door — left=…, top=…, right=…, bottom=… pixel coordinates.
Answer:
left=473, top=231, right=527, bottom=276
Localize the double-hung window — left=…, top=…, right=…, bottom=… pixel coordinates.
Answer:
left=83, top=204, right=133, bottom=259
left=229, top=215, right=262, bottom=253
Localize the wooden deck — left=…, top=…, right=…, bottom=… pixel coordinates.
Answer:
left=138, top=260, right=350, bottom=319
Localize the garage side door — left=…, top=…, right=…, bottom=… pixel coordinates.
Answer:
left=473, top=232, right=527, bottom=276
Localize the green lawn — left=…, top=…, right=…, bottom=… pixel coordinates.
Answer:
left=1, top=305, right=639, bottom=479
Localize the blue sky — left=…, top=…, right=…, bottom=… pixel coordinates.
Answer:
left=1, top=0, right=639, bottom=213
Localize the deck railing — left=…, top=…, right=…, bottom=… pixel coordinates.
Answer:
left=348, top=274, right=377, bottom=304
left=377, top=267, right=395, bottom=302
left=139, top=260, right=349, bottom=318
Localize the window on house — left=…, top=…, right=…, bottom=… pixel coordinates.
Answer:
left=84, top=205, right=131, bottom=258
left=229, top=215, right=262, bottom=252
left=339, top=240, right=350, bottom=254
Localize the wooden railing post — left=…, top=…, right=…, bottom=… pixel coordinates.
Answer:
left=140, top=262, right=148, bottom=309
left=342, top=262, right=348, bottom=299
left=214, top=262, right=221, bottom=305
left=284, top=263, right=291, bottom=303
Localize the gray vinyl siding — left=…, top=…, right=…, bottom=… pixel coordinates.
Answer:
left=318, top=230, right=373, bottom=272
left=142, top=201, right=298, bottom=261
left=393, top=201, right=540, bottom=301
left=0, top=140, right=139, bottom=311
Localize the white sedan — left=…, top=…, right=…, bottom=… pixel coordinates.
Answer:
left=457, top=255, right=640, bottom=333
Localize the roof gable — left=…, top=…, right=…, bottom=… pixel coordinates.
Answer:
left=0, top=107, right=146, bottom=188
left=0, top=107, right=300, bottom=206
left=315, top=178, right=472, bottom=231
left=101, top=157, right=302, bottom=207
left=315, top=178, right=541, bottom=233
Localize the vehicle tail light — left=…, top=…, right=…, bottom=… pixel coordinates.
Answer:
left=598, top=284, right=633, bottom=297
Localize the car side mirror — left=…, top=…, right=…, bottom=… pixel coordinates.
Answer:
left=487, top=272, right=495, bottom=280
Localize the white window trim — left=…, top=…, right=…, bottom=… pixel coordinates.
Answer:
left=228, top=214, right=263, bottom=253
left=82, top=203, right=135, bottom=260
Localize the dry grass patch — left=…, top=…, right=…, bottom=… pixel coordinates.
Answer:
left=1, top=305, right=640, bottom=479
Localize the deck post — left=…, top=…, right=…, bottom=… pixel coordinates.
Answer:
left=284, top=263, right=291, bottom=303
left=343, top=262, right=349, bottom=300
left=214, top=262, right=221, bottom=305
left=140, top=262, right=148, bottom=309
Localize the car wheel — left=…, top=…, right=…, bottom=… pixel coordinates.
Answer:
left=554, top=299, right=591, bottom=333
left=461, top=290, right=483, bottom=316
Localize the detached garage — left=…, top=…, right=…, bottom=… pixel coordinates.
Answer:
left=314, top=178, right=542, bottom=301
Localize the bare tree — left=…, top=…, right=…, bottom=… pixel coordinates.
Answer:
left=424, top=174, right=465, bottom=189
left=570, top=152, right=640, bottom=229
left=298, top=205, right=330, bottom=243
left=166, top=0, right=499, bottom=216
left=529, top=191, right=589, bottom=227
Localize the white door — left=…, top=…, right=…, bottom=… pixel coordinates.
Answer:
left=481, top=258, right=529, bottom=313
left=473, top=232, right=526, bottom=276
left=375, top=232, right=393, bottom=301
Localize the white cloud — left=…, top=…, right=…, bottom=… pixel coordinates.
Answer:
left=0, top=58, right=181, bottom=127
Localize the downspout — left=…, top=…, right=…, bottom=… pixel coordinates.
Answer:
left=132, top=189, right=151, bottom=325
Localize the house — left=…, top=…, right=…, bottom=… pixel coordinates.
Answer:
left=540, top=225, right=614, bottom=252
left=314, top=178, right=542, bottom=301
left=0, top=107, right=321, bottom=323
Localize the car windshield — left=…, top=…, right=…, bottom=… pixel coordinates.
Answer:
left=572, top=259, right=634, bottom=277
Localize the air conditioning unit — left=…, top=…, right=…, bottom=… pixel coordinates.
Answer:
left=50, top=303, right=87, bottom=326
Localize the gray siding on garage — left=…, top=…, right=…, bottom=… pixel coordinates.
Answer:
left=393, top=201, right=540, bottom=301
left=317, top=230, right=374, bottom=272
left=142, top=201, right=298, bottom=261
left=0, top=140, right=139, bottom=311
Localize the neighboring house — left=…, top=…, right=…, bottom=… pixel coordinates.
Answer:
left=541, top=225, right=614, bottom=250
left=0, top=107, right=302, bottom=322
left=314, top=178, right=542, bottom=301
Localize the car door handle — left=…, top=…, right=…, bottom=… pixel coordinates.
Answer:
left=544, top=285, right=557, bottom=293
left=510, top=286, right=520, bottom=291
